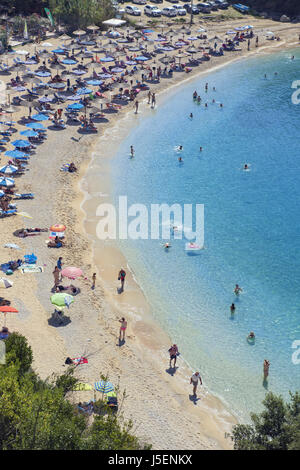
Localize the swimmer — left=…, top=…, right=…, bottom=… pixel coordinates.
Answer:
left=243, top=163, right=250, bottom=170
left=264, top=74, right=267, bottom=79
left=291, top=55, right=295, bottom=60
left=213, top=87, right=216, bottom=92
left=200, top=147, right=203, bottom=152
left=234, top=284, right=243, bottom=295
left=189, top=113, right=193, bottom=119
left=178, top=156, right=183, bottom=162
left=247, top=331, right=255, bottom=340
left=220, top=103, right=223, bottom=108
left=205, top=83, right=208, bottom=92
left=178, top=145, right=183, bottom=151
left=197, top=96, right=201, bottom=104
left=205, top=103, right=208, bottom=108
left=130, top=145, right=134, bottom=158
left=230, top=303, right=236, bottom=314
left=164, top=242, right=171, bottom=249
left=263, top=359, right=270, bottom=380
left=193, top=91, right=197, bottom=99
left=212, top=99, right=215, bottom=104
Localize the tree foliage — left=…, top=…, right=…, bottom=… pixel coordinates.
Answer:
left=231, top=392, right=300, bottom=450
left=0, top=334, right=149, bottom=450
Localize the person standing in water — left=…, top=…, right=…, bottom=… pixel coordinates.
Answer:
left=168, top=344, right=178, bottom=368
left=130, top=145, right=134, bottom=158
left=230, top=303, right=236, bottom=314
left=263, top=359, right=270, bottom=380
left=234, top=284, right=243, bottom=295
left=190, top=371, right=202, bottom=396
left=134, top=100, right=139, bottom=114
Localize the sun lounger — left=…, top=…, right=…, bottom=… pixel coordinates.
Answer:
left=0, top=209, right=17, bottom=217
left=19, top=265, right=43, bottom=274
left=14, top=193, right=34, bottom=200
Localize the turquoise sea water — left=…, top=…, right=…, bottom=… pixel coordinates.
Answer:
left=111, top=49, right=300, bottom=420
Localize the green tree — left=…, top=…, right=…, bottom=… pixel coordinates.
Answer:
left=231, top=392, right=300, bottom=450
left=5, top=333, right=33, bottom=373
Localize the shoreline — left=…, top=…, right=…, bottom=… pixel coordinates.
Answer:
left=1, top=19, right=299, bottom=449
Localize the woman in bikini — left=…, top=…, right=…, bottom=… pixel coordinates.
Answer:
left=119, top=317, right=127, bottom=341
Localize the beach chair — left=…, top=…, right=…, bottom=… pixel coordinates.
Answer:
left=0, top=209, right=17, bottom=218
left=14, top=193, right=34, bottom=199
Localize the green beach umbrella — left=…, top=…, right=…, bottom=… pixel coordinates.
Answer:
left=50, top=293, right=74, bottom=308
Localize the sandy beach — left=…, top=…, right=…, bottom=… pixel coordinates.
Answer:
left=1, top=16, right=299, bottom=449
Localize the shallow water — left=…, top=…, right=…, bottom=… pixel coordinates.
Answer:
left=111, top=49, right=300, bottom=420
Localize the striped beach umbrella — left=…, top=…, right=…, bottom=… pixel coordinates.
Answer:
left=0, top=164, right=18, bottom=175
left=0, top=177, right=15, bottom=187
left=94, top=380, right=114, bottom=393
left=0, top=278, right=13, bottom=288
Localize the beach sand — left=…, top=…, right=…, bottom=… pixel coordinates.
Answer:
left=1, top=17, right=299, bottom=449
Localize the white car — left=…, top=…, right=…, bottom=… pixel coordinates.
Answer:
left=133, top=0, right=146, bottom=4
left=125, top=5, right=142, bottom=15
left=144, top=5, right=162, bottom=16
left=162, top=6, right=177, bottom=16
left=172, top=4, right=187, bottom=15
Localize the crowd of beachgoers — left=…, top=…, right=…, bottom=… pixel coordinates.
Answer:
left=0, top=17, right=299, bottom=449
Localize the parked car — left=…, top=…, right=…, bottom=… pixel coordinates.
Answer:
left=150, top=0, right=163, bottom=3
left=144, top=4, right=162, bottom=15
left=132, top=0, right=146, bottom=4
left=162, top=6, right=177, bottom=16
left=206, top=1, right=219, bottom=10
left=196, top=2, right=211, bottom=12
left=184, top=4, right=200, bottom=14
left=172, top=4, right=187, bottom=15
left=125, top=5, right=142, bottom=15
left=166, top=0, right=179, bottom=3
left=215, top=0, right=229, bottom=7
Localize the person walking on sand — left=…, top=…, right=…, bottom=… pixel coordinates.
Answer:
left=118, top=268, right=126, bottom=292
left=57, top=256, right=63, bottom=281
left=53, top=266, right=60, bottom=289
left=263, top=359, right=270, bottom=380
left=119, top=317, right=127, bottom=341
left=135, top=100, right=139, bottom=114
left=190, top=371, right=202, bottom=396
left=168, top=344, right=178, bottom=368
left=91, top=273, right=96, bottom=290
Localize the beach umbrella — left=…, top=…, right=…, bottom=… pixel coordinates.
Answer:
left=197, top=28, right=206, bottom=33
left=100, top=57, right=115, bottom=62
left=20, top=130, right=39, bottom=137
left=35, top=70, right=51, bottom=77
left=111, top=67, right=123, bottom=73
left=0, top=305, right=18, bottom=326
left=0, top=278, right=13, bottom=288
left=49, top=82, right=66, bottom=89
left=39, top=96, right=54, bottom=103
left=135, top=56, right=150, bottom=61
left=0, top=164, right=18, bottom=175
left=12, top=139, right=31, bottom=148
left=20, top=100, right=40, bottom=108
left=31, top=113, right=49, bottom=121
left=87, top=25, right=99, bottom=32
left=51, top=293, right=74, bottom=308
left=61, top=267, right=83, bottom=280
left=94, top=380, right=114, bottom=393
left=0, top=177, right=14, bottom=187
left=73, top=30, right=86, bottom=36
left=67, top=103, right=84, bottom=111
left=25, top=122, right=46, bottom=130
left=5, top=150, right=29, bottom=159
left=50, top=224, right=66, bottom=232
left=60, top=34, right=71, bottom=41
left=72, top=69, right=86, bottom=76
left=62, top=59, right=77, bottom=65
left=76, top=87, right=92, bottom=95
left=4, top=105, right=17, bottom=114
left=52, top=48, right=66, bottom=54
left=86, top=79, right=103, bottom=86
left=13, top=64, right=27, bottom=72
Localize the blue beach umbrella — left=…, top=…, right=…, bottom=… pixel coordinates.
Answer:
left=26, top=122, right=46, bottom=130
left=142, top=29, right=154, bottom=34
left=72, top=69, right=86, bottom=75
left=135, top=56, right=150, bottom=61
left=20, top=130, right=39, bottom=137
left=99, top=73, right=112, bottom=79
left=39, top=96, right=53, bottom=103
left=49, top=82, right=66, bottom=89
left=125, top=60, right=137, bottom=65
left=100, top=57, right=115, bottom=62
left=12, top=139, right=31, bottom=148
left=76, top=87, right=92, bottom=95
left=5, top=150, right=29, bottom=159
left=62, top=59, right=77, bottom=65
left=94, top=380, right=114, bottom=393
left=0, top=177, right=15, bottom=187
left=31, top=113, right=49, bottom=121
left=52, top=48, right=66, bottom=54
left=0, top=164, right=18, bottom=174
left=35, top=71, right=51, bottom=77
left=111, top=67, right=124, bottom=73
left=86, top=79, right=103, bottom=86
left=67, top=102, right=84, bottom=111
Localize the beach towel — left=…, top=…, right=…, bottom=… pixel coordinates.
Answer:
left=72, top=356, right=88, bottom=366
left=19, top=265, right=44, bottom=274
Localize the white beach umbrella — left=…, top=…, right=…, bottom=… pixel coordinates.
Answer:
left=0, top=278, right=13, bottom=289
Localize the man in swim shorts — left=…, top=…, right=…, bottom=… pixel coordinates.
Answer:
left=168, top=344, right=178, bottom=368
left=190, top=371, right=202, bottom=396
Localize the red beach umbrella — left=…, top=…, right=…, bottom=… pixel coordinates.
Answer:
left=50, top=224, right=66, bottom=232
left=61, top=267, right=83, bottom=279
left=0, top=306, right=18, bottom=326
